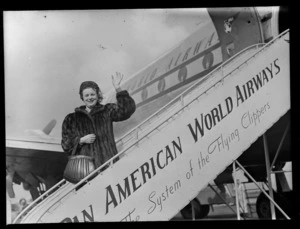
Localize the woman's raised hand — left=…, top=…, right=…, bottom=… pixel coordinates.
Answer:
left=80, top=134, right=96, bottom=144
left=112, top=72, right=124, bottom=90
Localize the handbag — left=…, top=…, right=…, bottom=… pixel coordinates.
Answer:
left=63, top=142, right=96, bottom=184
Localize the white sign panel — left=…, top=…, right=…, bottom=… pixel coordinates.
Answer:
left=38, top=33, right=290, bottom=222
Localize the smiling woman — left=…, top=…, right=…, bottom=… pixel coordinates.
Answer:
left=82, top=89, right=98, bottom=108
left=61, top=72, right=136, bottom=183
left=79, top=81, right=104, bottom=112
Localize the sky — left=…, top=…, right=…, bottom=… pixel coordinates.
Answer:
left=4, top=9, right=211, bottom=139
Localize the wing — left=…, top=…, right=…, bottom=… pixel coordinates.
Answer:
left=6, top=138, right=68, bottom=200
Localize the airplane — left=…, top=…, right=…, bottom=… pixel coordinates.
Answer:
left=5, top=7, right=292, bottom=222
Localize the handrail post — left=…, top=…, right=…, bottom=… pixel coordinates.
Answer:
left=263, top=134, right=276, bottom=219
left=233, top=161, right=241, bottom=220
left=221, top=65, right=223, bottom=78
left=191, top=200, right=195, bottom=221
left=136, top=128, right=139, bottom=141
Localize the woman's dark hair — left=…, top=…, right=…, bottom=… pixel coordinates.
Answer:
left=79, top=81, right=103, bottom=102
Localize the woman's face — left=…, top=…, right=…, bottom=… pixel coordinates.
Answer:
left=82, top=88, right=98, bottom=108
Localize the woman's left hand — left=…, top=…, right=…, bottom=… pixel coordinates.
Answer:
left=112, top=72, right=123, bottom=90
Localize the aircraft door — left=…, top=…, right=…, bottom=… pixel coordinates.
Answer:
left=208, top=7, right=264, bottom=61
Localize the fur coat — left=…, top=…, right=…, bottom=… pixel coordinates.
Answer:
left=61, top=90, right=136, bottom=168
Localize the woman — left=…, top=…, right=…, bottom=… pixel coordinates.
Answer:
left=61, top=72, right=136, bottom=172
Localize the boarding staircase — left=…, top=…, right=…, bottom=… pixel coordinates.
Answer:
left=13, top=30, right=289, bottom=223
